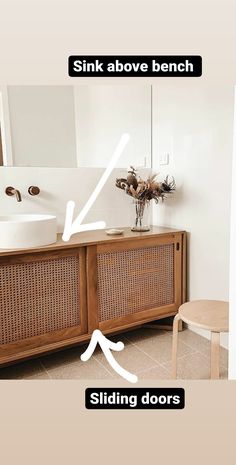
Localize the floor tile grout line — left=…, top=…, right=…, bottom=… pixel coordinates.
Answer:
left=41, top=355, right=114, bottom=380
left=93, top=336, right=164, bottom=377
left=193, top=348, right=228, bottom=371
left=91, top=355, right=115, bottom=377
left=178, top=340, right=229, bottom=368
left=160, top=349, right=200, bottom=370
left=92, top=348, right=158, bottom=377
left=178, top=338, right=211, bottom=353
left=152, top=347, right=199, bottom=372
left=38, top=348, right=88, bottom=372
left=173, top=331, right=229, bottom=354
left=135, top=362, right=163, bottom=375
left=39, top=355, right=83, bottom=377
left=93, top=342, right=165, bottom=378
left=136, top=362, right=171, bottom=377
left=160, top=349, right=228, bottom=379
left=123, top=337, right=166, bottom=366
left=124, top=334, right=199, bottom=368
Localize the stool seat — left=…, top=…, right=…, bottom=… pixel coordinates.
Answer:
left=172, top=300, right=229, bottom=379
left=179, top=300, right=229, bottom=332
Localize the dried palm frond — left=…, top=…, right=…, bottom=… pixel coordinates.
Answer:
left=161, top=176, right=176, bottom=194
left=115, top=166, right=176, bottom=204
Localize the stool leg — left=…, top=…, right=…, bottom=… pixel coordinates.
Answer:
left=172, top=314, right=180, bottom=379
left=211, top=332, right=220, bottom=379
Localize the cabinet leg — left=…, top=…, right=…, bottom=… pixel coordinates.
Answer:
left=172, top=314, right=180, bottom=379
left=211, top=332, right=220, bottom=379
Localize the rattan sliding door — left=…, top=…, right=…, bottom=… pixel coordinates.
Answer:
left=0, top=247, right=87, bottom=364
left=87, top=233, right=184, bottom=333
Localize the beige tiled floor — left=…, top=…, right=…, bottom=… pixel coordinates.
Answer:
left=0, top=328, right=228, bottom=380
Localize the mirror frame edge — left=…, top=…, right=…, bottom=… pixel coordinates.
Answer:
left=0, top=86, right=13, bottom=166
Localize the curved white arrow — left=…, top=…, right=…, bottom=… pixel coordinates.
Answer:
left=81, top=329, right=138, bottom=384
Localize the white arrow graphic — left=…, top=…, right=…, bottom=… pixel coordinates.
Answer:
left=81, top=329, right=138, bottom=384
left=62, top=133, right=130, bottom=242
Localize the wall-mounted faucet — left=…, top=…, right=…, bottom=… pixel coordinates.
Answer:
left=5, top=186, right=22, bottom=202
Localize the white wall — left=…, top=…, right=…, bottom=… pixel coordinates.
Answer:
left=7, top=86, right=77, bottom=167
left=152, top=83, right=234, bottom=348
left=74, top=85, right=151, bottom=168
left=0, top=167, right=139, bottom=232
left=229, top=87, right=236, bottom=377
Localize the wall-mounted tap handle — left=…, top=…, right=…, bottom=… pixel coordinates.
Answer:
left=28, top=186, right=40, bottom=196
left=5, top=186, right=22, bottom=202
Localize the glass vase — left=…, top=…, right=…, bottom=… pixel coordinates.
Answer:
left=131, top=199, right=150, bottom=232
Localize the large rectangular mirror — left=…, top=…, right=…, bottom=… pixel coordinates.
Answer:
left=0, top=85, right=152, bottom=168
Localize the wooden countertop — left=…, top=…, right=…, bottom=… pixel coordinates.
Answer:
left=0, top=226, right=185, bottom=257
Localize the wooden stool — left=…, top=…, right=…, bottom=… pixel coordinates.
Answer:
left=172, top=300, right=229, bottom=379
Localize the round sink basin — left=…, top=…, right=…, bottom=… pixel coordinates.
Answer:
left=0, top=214, right=57, bottom=249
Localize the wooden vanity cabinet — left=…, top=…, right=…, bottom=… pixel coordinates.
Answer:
left=0, top=227, right=186, bottom=366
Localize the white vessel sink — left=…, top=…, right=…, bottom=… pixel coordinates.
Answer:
left=0, top=214, right=57, bottom=249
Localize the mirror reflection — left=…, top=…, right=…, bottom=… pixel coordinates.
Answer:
left=0, top=85, right=152, bottom=168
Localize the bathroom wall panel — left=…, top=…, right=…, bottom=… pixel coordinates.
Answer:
left=152, top=83, right=234, bottom=348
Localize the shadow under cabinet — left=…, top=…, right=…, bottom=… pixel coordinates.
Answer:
left=0, top=226, right=186, bottom=366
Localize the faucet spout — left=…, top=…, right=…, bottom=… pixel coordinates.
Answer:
left=14, top=189, right=22, bottom=202
left=5, top=186, right=22, bottom=202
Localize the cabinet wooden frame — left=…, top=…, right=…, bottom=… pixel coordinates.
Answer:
left=0, top=247, right=87, bottom=365
left=87, top=232, right=185, bottom=333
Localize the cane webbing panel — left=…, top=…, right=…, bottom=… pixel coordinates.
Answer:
left=0, top=256, right=80, bottom=345
left=97, top=244, right=174, bottom=322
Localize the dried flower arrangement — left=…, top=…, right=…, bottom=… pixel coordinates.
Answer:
left=115, top=166, right=176, bottom=231
left=116, top=166, right=176, bottom=202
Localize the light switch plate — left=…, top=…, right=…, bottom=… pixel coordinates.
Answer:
left=159, top=153, right=169, bottom=165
